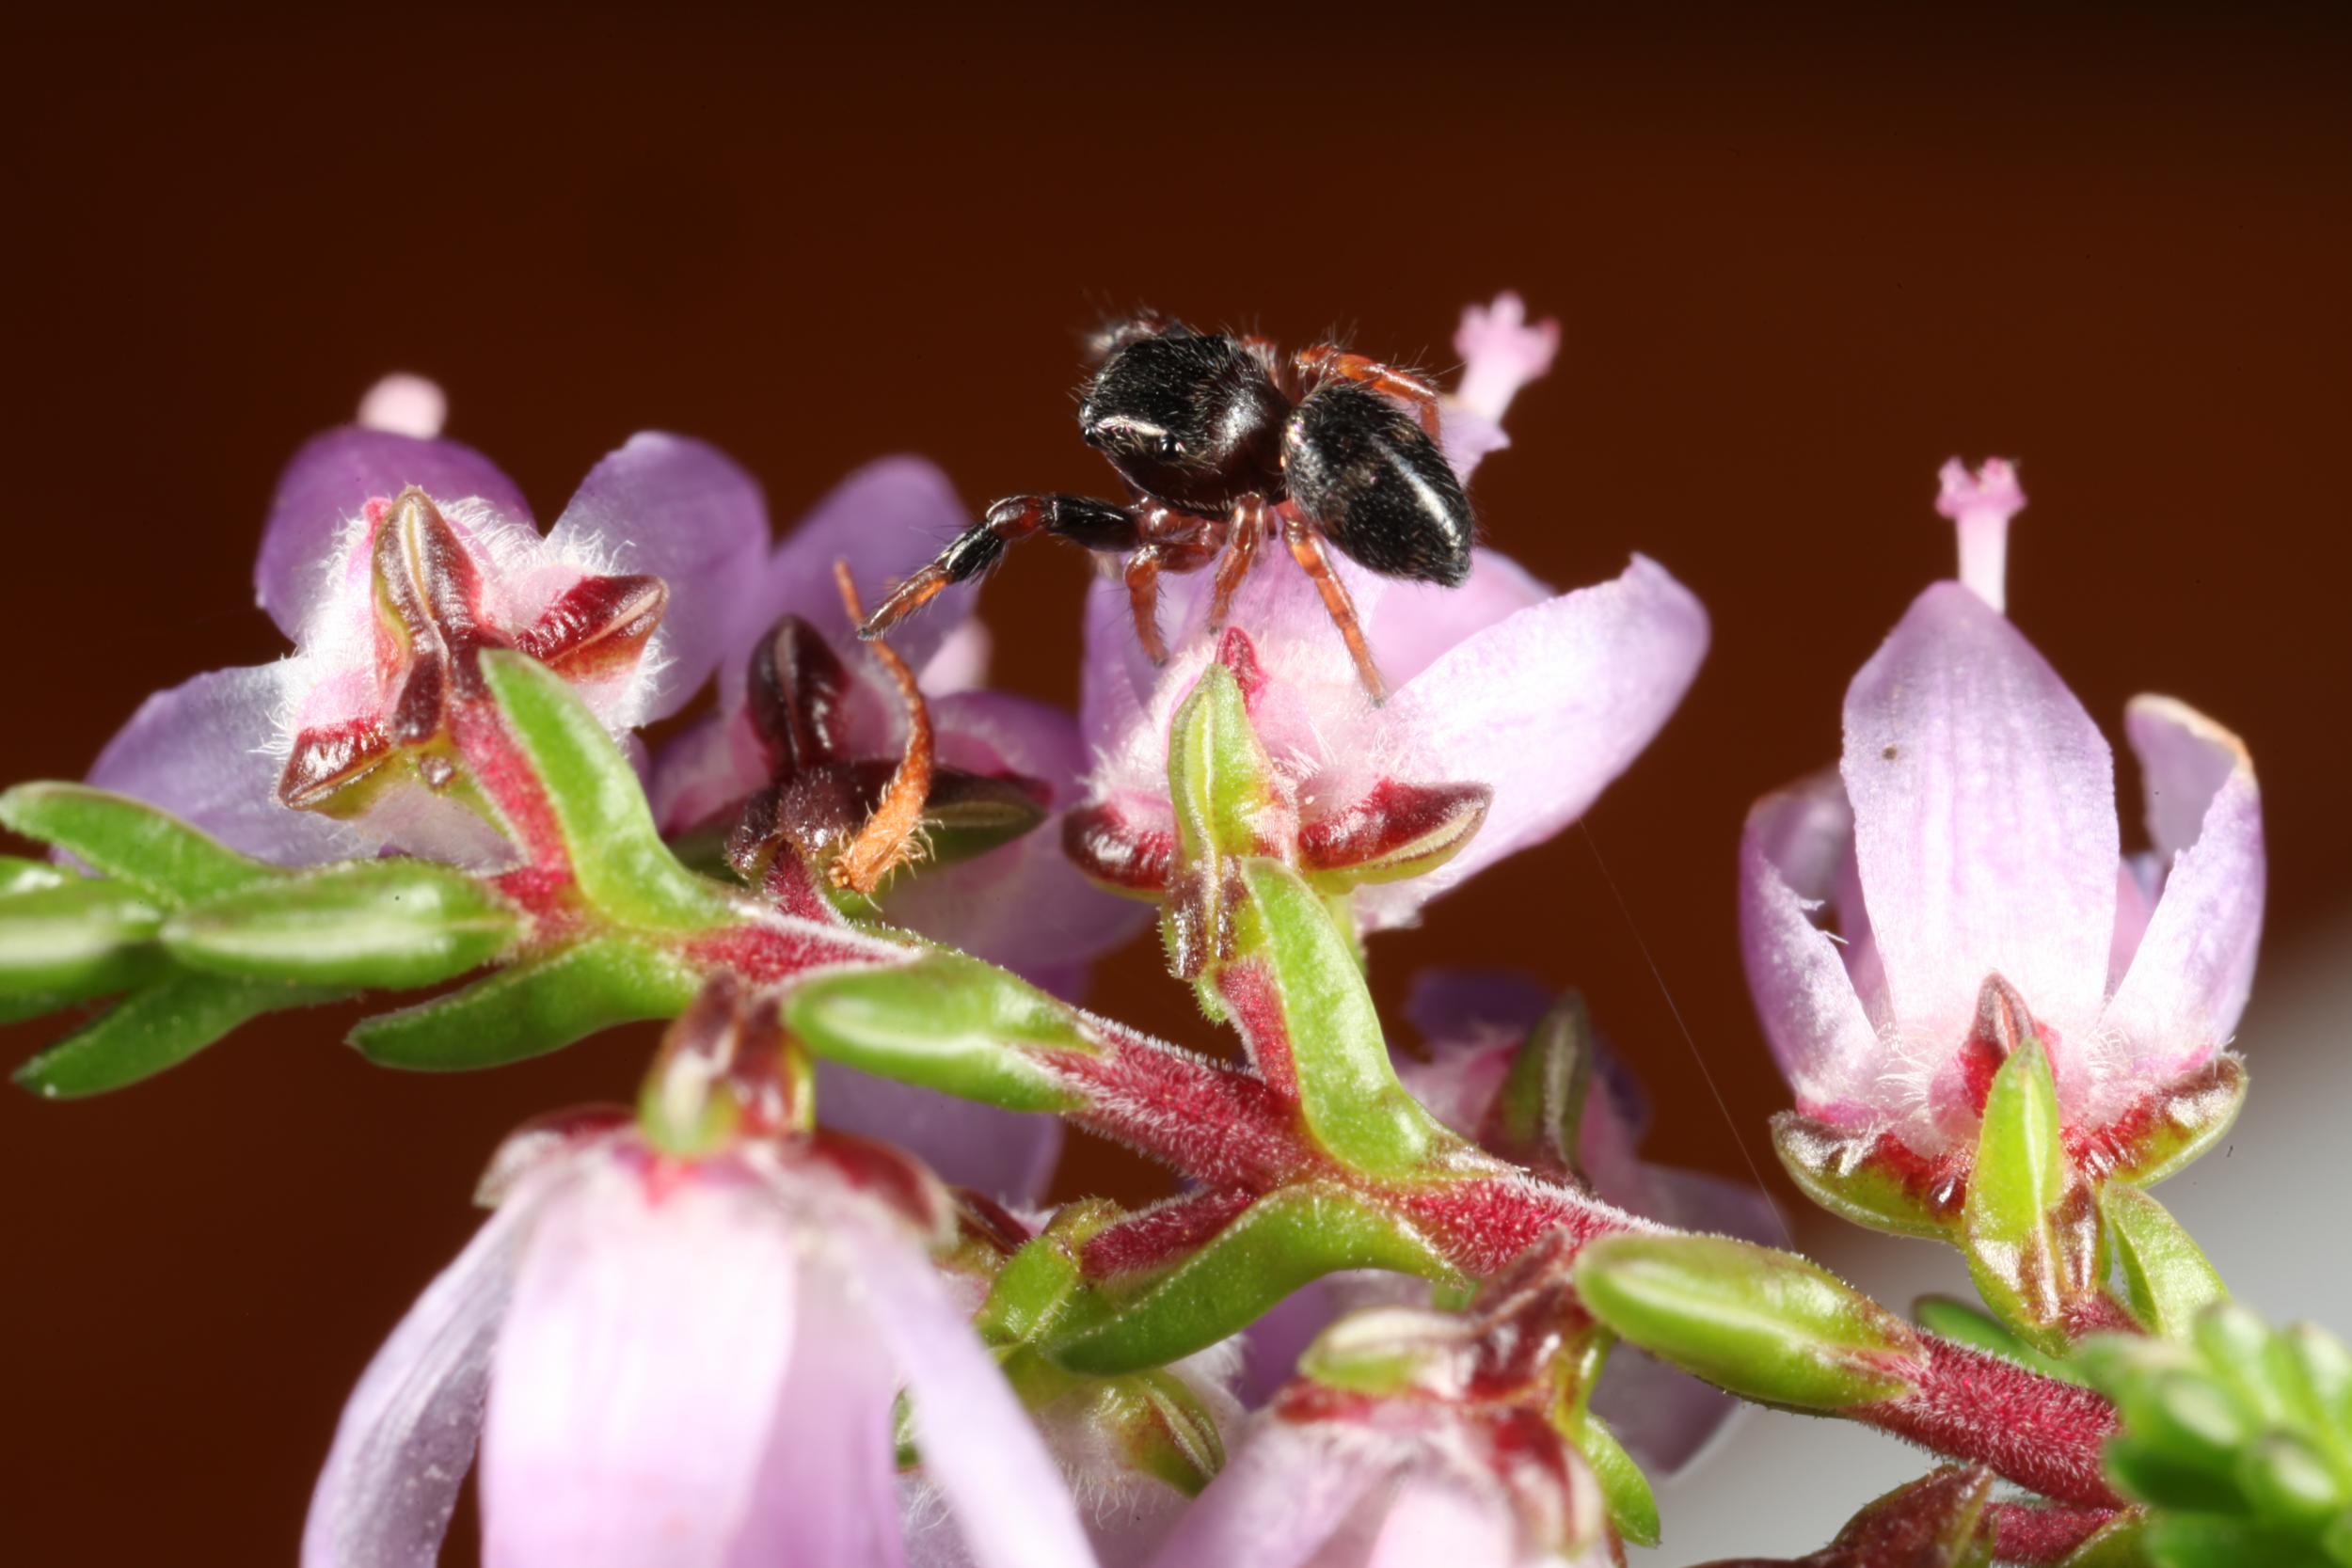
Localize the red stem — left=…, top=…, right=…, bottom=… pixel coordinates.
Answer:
left=1985, top=1501, right=2120, bottom=1562
left=1862, top=1338, right=2122, bottom=1510
left=1033, top=1010, right=2121, bottom=1505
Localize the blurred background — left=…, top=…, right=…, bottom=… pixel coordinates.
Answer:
left=5, top=6, right=2347, bottom=1562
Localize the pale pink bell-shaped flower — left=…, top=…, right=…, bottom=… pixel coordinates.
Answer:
left=88, top=387, right=769, bottom=866
left=303, top=1117, right=1098, bottom=1568
left=644, top=457, right=1152, bottom=1197
left=1740, top=460, right=2264, bottom=1154
left=1156, top=1249, right=1612, bottom=1568
left=1070, top=296, right=1707, bottom=931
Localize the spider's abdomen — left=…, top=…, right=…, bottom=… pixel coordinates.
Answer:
left=1079, top=332, right=1289, bottom=512
left=1282, top=382, right=1473, bottom=586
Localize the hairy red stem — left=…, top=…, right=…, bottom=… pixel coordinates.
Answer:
left=1862, top=1338, right=2123, bottom=1509
left=1986, top=1501, right=2121, bottom=1562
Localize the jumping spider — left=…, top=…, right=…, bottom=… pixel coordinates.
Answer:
left=858, top=314, right=1475, bottom=701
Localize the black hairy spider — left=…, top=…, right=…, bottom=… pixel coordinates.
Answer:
left=857, top=314, right=1475, bottom=701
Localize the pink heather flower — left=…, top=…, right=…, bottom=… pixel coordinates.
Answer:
left=1071, top=297, right=1705, bottom=931
left=88, top=395, right=768, bottom=866
left=1740, top=460, right=2265, bottom=1155
left=643, top=458, right=1152, bottom=1196
left=303, top=1117, right=1096, bottom=1568
left=647, top=456, right=1150, bottom=987
left=1156, top=1259, right=1612, bottom=1568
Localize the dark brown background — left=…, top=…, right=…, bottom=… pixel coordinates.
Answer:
left=5, top=7, right=2347, bottom=1561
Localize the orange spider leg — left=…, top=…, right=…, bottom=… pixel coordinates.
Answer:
left=1295, top=345, right=1445, bottom=443
left=1281, top=507, right=1389, bottom=703
left=828, top=561, right=935, bottom=895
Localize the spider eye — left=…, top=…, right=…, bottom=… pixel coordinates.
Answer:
left=1158, top=436, right=1184, bottom=458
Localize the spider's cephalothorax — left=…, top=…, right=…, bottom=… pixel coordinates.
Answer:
left=858, top=316, right=1474, bottom=700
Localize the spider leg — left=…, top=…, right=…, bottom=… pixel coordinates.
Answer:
left=1282, top=504, right=1390, bottom=703
left=1122, top=511, right=1224, bottom=665
left=1294, top=345, right=1445, bottom=443
left=861, top=494, right=1137, bottom=640
left=1206, top=495, right=1270, bottom=630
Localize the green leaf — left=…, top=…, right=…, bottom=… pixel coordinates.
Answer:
left=2106, top=1186, right=2228, bottom=1341
left=0, top=879, right=166, bottom=993
left=1165, top=661, right=1279, bottom=867
left=1962, top=1037, right=2092, bottom=1356
left=164, top=860, right=519, bottom=988
left=1488, top=990, right=1595, bottom=1175
left=1231, top=860, right=1448, bottom=1178
left=479, top=653, right=737, bottom=932
left=0, top=784, right=277, bottom=904
left=782, top=950, right=1092, bottom=1113
left=1574, top=1414, right=1661, bottom=1548
left=351, top=935, right=702, bottom=1069
left=2085, top=1303, right=2352, bottom=1560
left=1915, top=1294, right=2089, bottom=1385
left=1045, top=1182, right=1463, bottom=1376
left=1573, top=1233, right=1922, bottom=1410
left=15, top=972, right=344, bottom=1098
left=2053, top=1513, right=2153, bottom=1568
left=0, top=856, right=68, bottom=896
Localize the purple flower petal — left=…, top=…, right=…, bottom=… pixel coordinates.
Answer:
left=543, top=434, right=772, bottom=721
left=854, top=1208, right=1098, bottom=1568
left=2092, top=697, right=2264, bottom=1098
left=884, top=689, right=1150, bottom=979
left=1738, top=772, right=1883, bottom=1126
left=259, top=428, right=532, bottom=642
left=88, top=663, right=356, bottom=864
left=1588, top=1344, right=1745, bottom=1478
left=816, top=1062, right=1063, bottom=1207
left=1364, top=1476, right=1520, bottom=1568
left=1365, top=549, right=1551, bottom=692
left=1400, top=969, right=1556, bottom=1049
left=479, top=1159, right=803, bottom=1568
left=1358, top=555, right=1708, bottom=928
left=1841, top=582, right=2119, bottom=1043
left=724, top=458, right=977, bottom=712
left=1147, top=1421, right=1389, bottom=1568
left=733, top=1260, right=909, bottom=1567
left=302, top=1164, right=566, bottom=1568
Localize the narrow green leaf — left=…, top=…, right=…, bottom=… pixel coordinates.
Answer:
left=1165, top=661, right=1279, bottom=865
left=1573, top=1233, right=1922, bottom=1410
left=351, top=936, right=702, bottom=1069
left=15, top=972, right=343, bottom=1098
left=0, top=879, right=166, bottom=992
left=164, top=860, right=519, bottom=988
left=783, top=950, right=1092, bottom=1113
left=1232, top=860, right=1448, bottom=1178
left=1489, top=990, right=1595, bottom=1174
left=2106, top=1186, right=2228, bottom=1341
left=0, top=784, right=276, bottom=903
left=1045, top=1183, right=1462, bottom=1376
left=1574, top=1415, right=1661, bottom=1548
left=1963, top=1038, right=2079, bottom=1354
left=0, top=856, right=68, bottom=895
left=478, top=653, right=737, bottom=932
left=2052, top=1513, right=2152, bottom=1568
left=2144, top=1515, right=2331, bottom=1568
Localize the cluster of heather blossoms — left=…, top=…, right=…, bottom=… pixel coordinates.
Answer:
left=0, top=294, right=2315, bottom=1568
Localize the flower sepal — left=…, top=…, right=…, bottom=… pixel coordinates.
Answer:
left=1772, top=1113, right=1965, bottom=1240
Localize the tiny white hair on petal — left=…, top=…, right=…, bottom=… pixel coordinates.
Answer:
left=357, top=373, right=449, bottom=439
